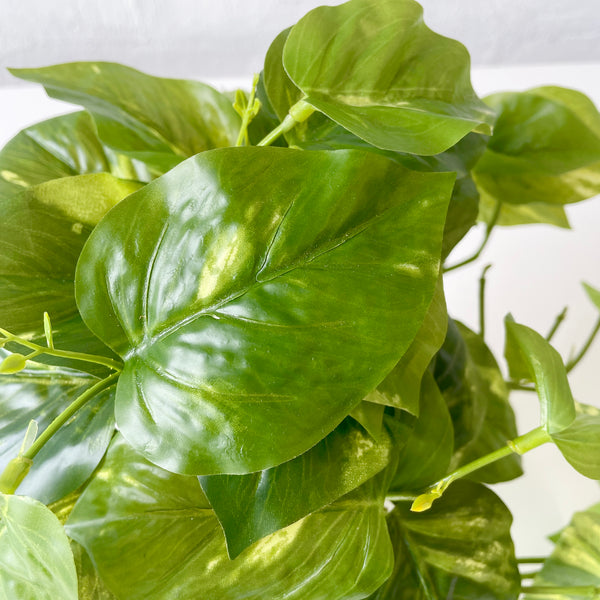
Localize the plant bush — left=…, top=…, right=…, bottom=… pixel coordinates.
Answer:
left=1, top=0, right=600, bottom=598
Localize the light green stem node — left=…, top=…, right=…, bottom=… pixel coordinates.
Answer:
left=410, top=426, right=551, bottom=512
left=257, top=99, right=316, bottom=147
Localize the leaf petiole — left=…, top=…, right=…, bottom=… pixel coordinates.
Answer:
left=257, top=99, right=315, bottom=146
left=521, top=585, right=600, bottom=597
left=234, top=74, right=262, bottom=147
left=566, top=316, right=600, bottom=373
left=409, top=426, right=551, bottom=512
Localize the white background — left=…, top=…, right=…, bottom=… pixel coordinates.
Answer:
left=1, top=0, right=600, bottom=559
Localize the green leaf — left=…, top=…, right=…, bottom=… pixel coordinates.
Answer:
left=370, top=481, right=520, bottom=599
left=66, top=435, right=394, bottom=600
left=0, top=173, right=140, bottom=370
left=584, top=282, right=600, bottom=311
left=0, top=493, right=77, bottom=600
left=505, top=318, right=576, bottom=434
left=434, top=320, right=521, bottom=483
left=282, top=0, right=494, bottom=155
left=199, top=416, right=395, bottom=558
left=474, top=87, right=600, bottom=227
left=246, top=74, right=287, bottom=147
left=75, top=147, right=453, bottom=475
left=522, top=501, right=600, bottom=599
left=551, top=412, right=600, bottom=480
left=11, top=62, right=241, bottom=172
left=389, top=370, right=454, bottom=493
left=0, top=356, right=115, bottom=504
left=350, top=400, right=386, bottom=440
left=0, top=111, right=112, bottom=198
left=366, top=277, right=447, bottom=415
left=72, top=542, right=117, bottom=600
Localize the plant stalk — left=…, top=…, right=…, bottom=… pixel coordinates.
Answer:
left=566, top=316, right=600, bottom=373
left=257, top=99, right=315, bottom=147
left=479, top=264, right=492, bottom=339
left=521, top=585, right=600, bottom=597
left=546, top=306, right=568, bottom=342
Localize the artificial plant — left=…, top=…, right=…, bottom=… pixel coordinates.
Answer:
left=1, top=0, right=600, bottom=598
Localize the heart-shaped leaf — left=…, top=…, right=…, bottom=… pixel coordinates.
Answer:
left=75, top=147, right=453, bottom=475
left=370, top=481, right=520, bottom=599
left=474, top=87, right=600, bottom=227
left=0, top=493, right=77, bottom=600
left=505, top=318, right=576, bottom=434
left=0, top=354, right=115, bottom=503
left=281, top=0, right=494, bottom=155
left=66, top=435, right=394, bottom=600
left=199, top=416, right=395, bottom=558
left=11, top=62, right=241, bottom=173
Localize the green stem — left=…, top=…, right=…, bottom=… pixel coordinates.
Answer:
left=546, top=306, right=568, bottom=342
left=235, top=74, right=260, bottom=147
left=257, top=99, right=315, bottom=147
left=517, top=557, right=547, bottom=564
left=444, top=201, right=501, bottom=273
left=479, top=264, right=492, bottom=339
left=566, top=316, right=600, bottom=373
left=507, top=381, right=536, bottom=393
left=23, top=372, right=119, bottom=462
left=411, top=427, right=551, bottom=512
left=386, top=492, right=418, bottom=502
left=0, top=327, right=122, bottom=372
left=521, top=585, right=600, bottom=597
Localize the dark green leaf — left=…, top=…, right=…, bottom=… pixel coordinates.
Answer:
left=72, top=542, right=117, bottom=600
left=75, top=147, right=453, bottom=475
left=474, top=87, right=600, bottom=227
left=522, top=501, right=600, bottom=599
left=370, top=481, right=520, bottom=600
left=282, top=0, right=494, bottom=155
left=199, top=416, right=394, bottom=558
left=505, top=318, right=576, bottom=434
left=66, top=435, right=394, bottom=600
left=0, top=357, right=115, bottom=504
left=0, top=173, right=139, bottom=370
left=0, top=493, right=77, bottom=599
left=389, top=370, right=453, bottom=493
left=366, top=277, right=447, bottom=415
left=11, top=62, right=241, bottom=172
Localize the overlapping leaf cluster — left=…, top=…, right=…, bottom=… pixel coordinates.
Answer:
left=1, top=0, right=600, bottom=598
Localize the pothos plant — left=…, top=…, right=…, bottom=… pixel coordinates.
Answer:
left=1, top=0, right=600, bottom=598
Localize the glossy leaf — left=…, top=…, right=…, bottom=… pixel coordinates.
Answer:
left=349, top=400, right=386, bottom=440
left=370, top=481, right=520, bottom=600
left=66, top=435, right=394, bottom=600
left=75, top=147, right=453, bottom=475
left=282, top=0, right=493, bottom=155
left=0, top=111, right=111, bottom=198
left=11, top=62, right=241, bottom=172
left=72, top=542, right=117, bottom=600
left=505, top=319, right=576, bottom=434
left=0, top=173, right=139, bottom=370
left=389, top=371, right=453, bottom=493
left=474, top=87, right=600, bottom=227
left=0, top=493, right=77, bottom=600
left=552, top=413, right=600, bottom=479
left=0, top=356, right=115, bottom=504
left=199, top=416, right=394, bottom=558
left=522, top=502, right=600, bottom=599
left=366, top=277, right=447, bottom=415
left=479, top=196, right=571, bottom=228
left=434, top=320, right=521, bottom=483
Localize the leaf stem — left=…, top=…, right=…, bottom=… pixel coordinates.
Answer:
left=257, top=99, right=315, bottom=147
left=411, top=426, right=551, bottom=512
left=546, top=306, right=568, bottom=342
left=521, top=585, right=600, bottom=597
left=234, top=74, right=261, bottom=147
left=517, top=557, right=547, bottom=564
left=444, top=201, right=501, bottom=273
left=566, top=316, right=600, bottom=373
left=479, top=264, right=492, bottom=339
left=22, top=371, right=119, bottom=463
left=0, top=327, right=122, bottom=372
left=507, top=381, right=537, bottom=392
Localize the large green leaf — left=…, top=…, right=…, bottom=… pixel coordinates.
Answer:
left=66, top=435, right=394, bottom=600
left=11, top=62, right=241, bottom=173
left=0, top=356, right=115, bottom=504
left=199, top=416, right=395, bottom=558
left=522, top=501, right=600, bottom=599
left=75, top=147, right=453, bottom=475
left=0, top=173, right=139, bottom=370
left=389, top=370, right=454, bottom=493
left=505, top=319, right=576, bottom=434
left=0, top=111, right=111, bottom=198
left=366, top=277, right=447, bottom=415
left=0, top=493, right=77, bottom=600
left=434, top=320, right=521, bottom=483
left=281, top=0, right=494, bottom=155
left=474, top=87, right=600, bottom=227
left=370, top=481, right=520, bottom=600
